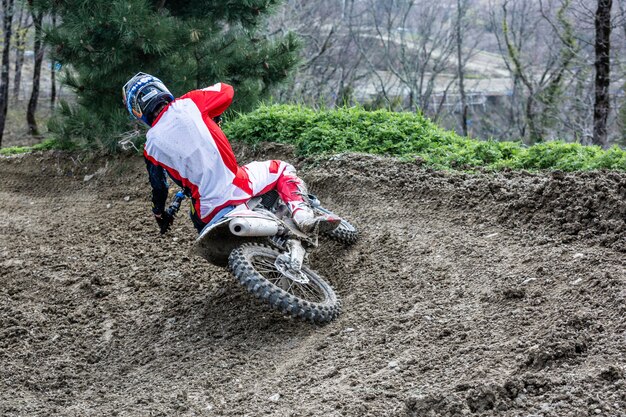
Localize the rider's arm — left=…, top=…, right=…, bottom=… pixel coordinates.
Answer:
left=145, top=157, right=169, bottom=215
left=180, top=82, right=234, bottom=119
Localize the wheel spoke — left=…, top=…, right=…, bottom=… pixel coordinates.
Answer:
left=294, top=282, right=312, bottom=299
left=295, top=284, right=310, bottom=300
left=255, top=268, right=281, bottom=277
left=293, top=281, right=323, bottom=303
left=269, top=276, right=288, bottom=287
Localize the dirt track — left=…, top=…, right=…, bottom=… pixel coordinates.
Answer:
left=1, top=148, right=625, bottom=417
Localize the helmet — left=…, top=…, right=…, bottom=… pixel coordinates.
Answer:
left=122, top=72, right=174, bottom=126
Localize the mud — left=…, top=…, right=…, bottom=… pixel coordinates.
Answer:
left=1, top=147, right=625, bottom=416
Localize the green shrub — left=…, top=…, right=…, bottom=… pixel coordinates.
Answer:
left=9, top=103, right=625, bottom=172
left=225, top=104, right=626, bottom=171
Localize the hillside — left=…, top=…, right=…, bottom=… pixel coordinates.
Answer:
left=1, top=148, right=625, bottom=416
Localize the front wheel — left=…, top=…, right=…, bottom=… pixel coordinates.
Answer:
left=228, top=244, right=341, bottom=323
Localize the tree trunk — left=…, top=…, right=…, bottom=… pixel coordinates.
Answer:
left=620, top=0, right=626, bottom=37
left=13, top=45, right=25, bottom=100
left=50, top=13, right=57, bottom=109
left=0, top=0, right=16, bottom=147
left=27, top=10, right=44, bottom=136
left=456, top=0, right=468, bottom=136
left=12, top=4, right=28, bottom=100
left=526, top=94, right=541, bottom=144
left=593, top=0, right=612, bottom=147
left=50, top=61, right=57, bottom=109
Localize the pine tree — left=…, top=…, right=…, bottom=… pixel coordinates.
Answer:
left=46, top=0, right=299, bottom=148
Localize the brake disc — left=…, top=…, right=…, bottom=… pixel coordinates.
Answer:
left=274, top=256, right=310, bottom=284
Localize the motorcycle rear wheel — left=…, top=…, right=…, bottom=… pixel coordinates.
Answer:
left=314, top=206, right=358, bottom=245
left=228, top=244, right=341, bottom=323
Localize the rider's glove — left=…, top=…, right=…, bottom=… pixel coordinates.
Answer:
left=212, top=115, right=222, bottom=127
left=154, top=211, right=174, bottom=234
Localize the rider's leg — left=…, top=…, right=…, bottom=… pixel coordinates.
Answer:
left=243, top=160, right=339, bottom=233
left=274, top=164, right=340, bottom=233
left=274, top=164, right=312, bottom=220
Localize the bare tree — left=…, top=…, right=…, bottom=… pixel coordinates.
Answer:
left=616, top=0, right=626, bottom=38
left=593, top=0, right=613, bottom=147
left=455, top=0, right=480, bottom=136
left=50, top=11, right=57, bottom=109
left=349, top=0, right=459, bottom=116
left=12, top=3, right=32, bottom=100
left=0, top=0, right=16, bottom=147
left=612, top=0, right=626, bottom=146
left=493, top=0, right=577, bottom=144
left=268, top=0, right=626, bottom=144
left=269, top=0, right=364, bottom=106
left=26, top=3, right=44, bottom=136
left=456, top=0, right=468, bottom=136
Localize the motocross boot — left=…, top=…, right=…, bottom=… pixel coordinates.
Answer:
left=292, top=205, right=341, bottom=234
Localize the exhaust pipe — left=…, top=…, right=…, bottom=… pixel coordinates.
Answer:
left=229, top=217, right=280, bottom=237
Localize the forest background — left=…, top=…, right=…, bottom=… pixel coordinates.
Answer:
left=0, top=0, right=625, bottom=153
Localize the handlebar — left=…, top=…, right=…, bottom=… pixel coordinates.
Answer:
left=166, top=191, right=186, bottom=217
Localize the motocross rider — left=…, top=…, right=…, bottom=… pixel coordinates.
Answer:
left=122, top=72, right=339, bottom=234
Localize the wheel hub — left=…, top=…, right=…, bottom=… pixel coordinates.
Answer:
left=274, top=256, right=310, bottom=284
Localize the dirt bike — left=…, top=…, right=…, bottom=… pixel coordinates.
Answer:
left=164, top=190, right=357, bottom=323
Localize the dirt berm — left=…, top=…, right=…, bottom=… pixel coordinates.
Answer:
left=1, top=145, right=625, bottom=417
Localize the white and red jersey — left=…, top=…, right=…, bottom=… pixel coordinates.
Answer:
left=144, top=83, right=299, bottom=223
